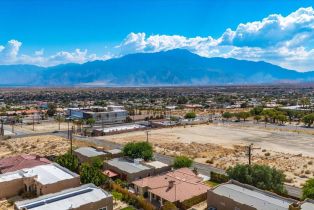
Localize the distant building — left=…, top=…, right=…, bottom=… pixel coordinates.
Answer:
left=0, top=163, right=80, bottom=199
left=103, top=158, right=170, bottom=182
left=0, top=154, right=51, bottom=174
left=133, top=168, right=210, bottom=207
left=207, top=180, right=299, bottom=210
left=67, top=105, right=128, bottom=124
left=15, top=183, right=113, bottom=210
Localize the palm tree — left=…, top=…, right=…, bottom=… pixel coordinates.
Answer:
left=54, top=114, right=64, bottom=130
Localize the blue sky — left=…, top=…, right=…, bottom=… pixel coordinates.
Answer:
left=1, top=0, right=314, bottom=71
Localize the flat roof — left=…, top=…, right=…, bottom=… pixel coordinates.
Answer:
left=15, top=184, right=112, bottom=210
left=74, top=147, right=106, bottom=157
left=106, top=149, right=122, bottom=155
left=107, top=158, right=150, bottom=174
left=145, top=161, right=168, bottom=169
left=213, top=183, right=294, bottom=210
left=301, top=200, right=314, bottom=210
left=22, top=163, right=78, bottom=185
left=0, top=171, right=23, bottom=182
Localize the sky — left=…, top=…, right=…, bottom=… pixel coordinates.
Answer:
left=1, top=0, right=314, bottom=71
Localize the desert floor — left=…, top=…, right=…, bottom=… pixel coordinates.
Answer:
left=102, top=124, right=314, bottom=187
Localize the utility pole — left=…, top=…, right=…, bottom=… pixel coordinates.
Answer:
left=67, top=119, right=70, bottom=139
left=11, top=120, right=14, bottom=134
left=247, top=143, right=260, bottom=165
left=32, top=114, right=35, bottom=131
left=145, top=130, right=150, bottom=143
left=1, top=119, right=4, bottom=137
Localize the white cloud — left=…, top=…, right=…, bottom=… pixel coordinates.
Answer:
left=1, top=7, right=314, bottom=71
left=116, top=7, right=314, bottom=71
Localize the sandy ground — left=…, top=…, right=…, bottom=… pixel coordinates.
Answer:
left=14, top=121, right=71, bottom=133
left=0, top=135, right=94, bottom=158
left=103, top=124, right=314, bottom=187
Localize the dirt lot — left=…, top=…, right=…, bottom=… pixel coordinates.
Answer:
left=103, top=124, right=314, bottom=187
left=0, top=135, right=94, bottom=158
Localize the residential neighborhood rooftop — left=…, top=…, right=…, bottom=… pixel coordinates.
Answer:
left=107, top=158, right=150, bottom=173
left=15, top=184, right=112, bottom=210
left=301, top=199, right=314, bottom=210
left=74, top=147, right=106, bottom=158
left=212, top=181, right=296, bottom=210
left=144, top=161, right=168, bottom=169
left=0, top=154, right=51, bottom=173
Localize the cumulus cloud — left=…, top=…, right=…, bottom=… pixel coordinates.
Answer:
left=1, top=7, right=314, bottom=71
left=116, top=7, right=314, bottom=71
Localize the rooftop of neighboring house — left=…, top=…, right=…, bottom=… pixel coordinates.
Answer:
left=301, top=199, right=314, bottom=210
left=143, top=161, right=169, bottom=169
left=0, top=154, right=51, bottom=173
left=211, top=180, right=297, bottom=210
left=133, top=168, right=210, bottom=203
left=15, top=183, right=112, bottom=210
left=106, top=149, right=122, bottom=155
left=0, top=163, right=79, bottom=185
left=106, top=158, right=150, bottom=174
left=74, top=147, right=106, bottom=158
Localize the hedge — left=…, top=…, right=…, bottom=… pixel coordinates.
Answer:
left=178, top=193, right=207, bottom=210
left=210, top=171, right=229, bottom=183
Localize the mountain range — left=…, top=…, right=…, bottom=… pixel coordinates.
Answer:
left=1, top=49, right=314, bottom=86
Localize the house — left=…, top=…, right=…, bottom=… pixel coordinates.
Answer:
left=0, top=155, right=51, bottom=173
left=0, top=163, right=80, bottom=198
left=103, top=158, right=170, bottom=182
left=103, top=158, right=153, bottom=182
left=207, top=180, right=299, bottom=210
left=14, top=184, right=113, bottom=210
left=74, top=147, right=123, bottom=163
left=74, top=147, right=107, bottom=163
left=133, top=168, right=210, bottom=207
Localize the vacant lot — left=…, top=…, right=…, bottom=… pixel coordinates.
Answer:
left=103, top=124, right=314, bottom=187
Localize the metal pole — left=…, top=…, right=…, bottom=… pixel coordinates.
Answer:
left=70, top=126, right=73, bottom=155
left=248, top=144, right=253, bottom=165
left=67, top=120, right=70, bottom=139
left=32, top=114, right=34, bottom=131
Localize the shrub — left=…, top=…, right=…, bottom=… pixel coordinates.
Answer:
left=55, top=152, right=79, bottom=172
left=173, top=156, right=193, bottom=169
left=210, top=171, right=229, bottom=183
left=184, top=112, right=196, bottom=119
left=80, top=163, right=108, bottom=186
left=303, top=178, right=314, bottom=199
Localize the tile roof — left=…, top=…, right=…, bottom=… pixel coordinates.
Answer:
left=0, top=155, right=50, bottom=173
left=133, top=168, right=209, bottom=202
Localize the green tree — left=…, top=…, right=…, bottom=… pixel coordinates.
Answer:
left=302, top=178, right=314, bottom=199
left=47, top=103, right=57, bottom=117
left=303, top=113, right=314, bottom=127
left=184, top=112, right=196, bottom=119
left=222, top=112, right=233, bottom=121
left=254, top=115, right=262, bottom=123
left=250, top=106, right=264, bottom=116
left=123, top=141, right=153, bottom=161
left=90, top=156, right=104, bottom=169
left=80, top=163, right=108, bottom=186
left=173, top=156, right=193, bottom=169
left=227, top=164, right=286, bottom=194
left=112, top=190, right=123, bottom=204
left=277, top=114, right=287, bottom=125
left=85, top=118, right=96, bottom=127
left=55, top=152, right=79, bottom=172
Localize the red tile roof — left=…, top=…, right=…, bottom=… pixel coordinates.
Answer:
left=0, top=154, right=51, bottom=173
left=103, top=169, right=119, bottom=178
left=133, top=168, right=210, bottom=202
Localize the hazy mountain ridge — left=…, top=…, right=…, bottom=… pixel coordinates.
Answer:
left=1, top=49, right=314, bottom=86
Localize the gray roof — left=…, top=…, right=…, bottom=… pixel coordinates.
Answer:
left=106, top=149, right=122, bottom=155
left=301, top=199, right=314, bottom=210
left=74, top=147, right=105, bottom=157
left=213, top=183, right=294, bottom=210
left=107, top=158, right=150, bottom=173
left=15, top=184, right=112, bottom=210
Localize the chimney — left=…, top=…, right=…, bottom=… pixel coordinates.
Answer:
left=168, top=180, right=175, bottom=189
left=289, top=203, right=301, bottom=210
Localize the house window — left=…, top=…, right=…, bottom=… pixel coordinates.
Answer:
left=99, top=207, right=107, bottom=210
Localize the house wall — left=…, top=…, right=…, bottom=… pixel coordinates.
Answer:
left=0, top=178, right=24, bottom=198
left=71, top=196, right=113, bottom=210
left=207, top=190, right=256, bottom=210
left=37, top=176, right=81, bottom=195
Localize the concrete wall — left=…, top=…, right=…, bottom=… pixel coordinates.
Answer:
left=0, top=178, right=24, bottom=198
left=37, top=176, right=81, bottom=195
left=71, top=196, right=113, bottom=210
left=207, top=190, right=256, bottom=210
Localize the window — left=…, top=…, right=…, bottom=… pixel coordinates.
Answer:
left=99, top=207, right=107, bottom=210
